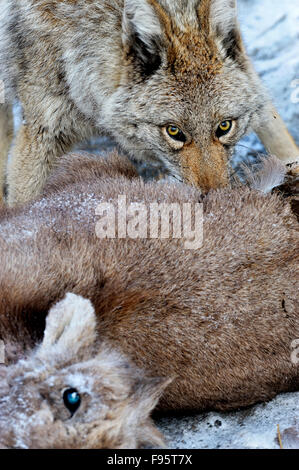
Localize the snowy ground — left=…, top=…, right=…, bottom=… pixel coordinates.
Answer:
left=11, top=0, right=299, bottom=450
left=157, top=392, right=299, bottom=450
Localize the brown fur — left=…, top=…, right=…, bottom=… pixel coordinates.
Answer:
left=0, top=151, right=298, bottom=448
left=180, top=140, right=229, bottom=190
left=275, top=162, right=299, bottom=222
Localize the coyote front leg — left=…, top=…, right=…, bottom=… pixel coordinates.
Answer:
left=255, top=103, right=299, bottom=163
left=6, top=123, right=74, bottom=207
left=0, top=104, right=13, bottom=204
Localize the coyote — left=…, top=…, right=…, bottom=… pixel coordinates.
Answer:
left=0, top=151, right=298, bottom=448
left=0, top=0, right=298, bottom=205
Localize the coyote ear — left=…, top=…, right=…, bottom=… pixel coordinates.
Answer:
left=209, top=0, right=244, bottom=63
left=122, top=0, right=163, bottom=77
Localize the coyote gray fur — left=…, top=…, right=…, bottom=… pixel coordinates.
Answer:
left=0, top=0, right=298, bottom=205
left=0, top=151, right=298, bottom=448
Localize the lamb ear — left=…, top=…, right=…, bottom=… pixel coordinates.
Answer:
left=132, top=376, right=171, bottom=449
left=37, top=293, right=97, bottom=363
left=129, top=375, right=173, bottom=448
left=138, top=421, right=167, bottom=449
left=133, top=376, right=173, bottom=419
left=122, top=0, right=164, bottom=77
left=208, top=0, right=244, bottom=63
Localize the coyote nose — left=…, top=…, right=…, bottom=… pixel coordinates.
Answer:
left=179, top=141, right=230, bottom=192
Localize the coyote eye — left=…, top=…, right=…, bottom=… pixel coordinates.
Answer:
left=216, top=120, right=233, bottom=138
left=63, top=388, right=81, bottom=415
left=166, top=125, right=186, bottom=143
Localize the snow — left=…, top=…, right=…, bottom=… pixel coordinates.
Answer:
left=234, top=0, right=299, bottom=164
left=157, top=392, right=299, bottom=449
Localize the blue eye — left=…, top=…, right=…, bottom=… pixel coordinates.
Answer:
left=63, top=388, right=81, bottom=415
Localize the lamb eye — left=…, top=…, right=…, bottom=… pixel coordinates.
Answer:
left=166, top=125, right=186, bottom=142
left=63, top=388, right=81, bottom=414
left=216, top=120, right=233, bottom=137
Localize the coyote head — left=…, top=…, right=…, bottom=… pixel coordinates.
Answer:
left=106, top=0, right=267, bottom=191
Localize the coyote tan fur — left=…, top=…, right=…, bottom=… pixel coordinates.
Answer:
left=0, top=0, right=298, bottom=205
left=0, top=151, right=298, bottom=448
